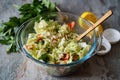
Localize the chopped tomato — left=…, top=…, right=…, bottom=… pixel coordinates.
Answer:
left=52, top=39, right=57, bottom=43
left=25, top=44, right=34, bottom=50
left=60, top=53, right=70, bottom=61
left=52, top=38, right=57, bottom=43
left=37, top=34, right=43, bottom=42
left=67, top=21, right=75, bottom=30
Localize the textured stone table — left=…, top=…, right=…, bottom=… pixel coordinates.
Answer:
left=0, top=0, right=120, bottom=80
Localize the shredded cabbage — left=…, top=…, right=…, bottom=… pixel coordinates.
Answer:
left=25, top=19, right=91, bottom=64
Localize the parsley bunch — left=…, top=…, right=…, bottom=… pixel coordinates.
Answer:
left=0, top=0, right=57, bottom=53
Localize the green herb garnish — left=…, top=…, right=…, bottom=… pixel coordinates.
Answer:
left=39, top=54, right=50, bottom=63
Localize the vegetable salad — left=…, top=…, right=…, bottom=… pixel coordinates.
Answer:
left=25, top=19, right=91, bottom=64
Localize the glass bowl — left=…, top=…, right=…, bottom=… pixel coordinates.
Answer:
left=16, top=12, right=100, bottom=76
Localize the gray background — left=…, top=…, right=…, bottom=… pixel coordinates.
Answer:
left=0, top=0, right=120, bottom=80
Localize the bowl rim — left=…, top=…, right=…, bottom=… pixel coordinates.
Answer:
left=16, top=12, right=98, bottom=67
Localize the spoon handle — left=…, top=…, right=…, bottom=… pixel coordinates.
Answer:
left=76, top=10, right=112, bottom=41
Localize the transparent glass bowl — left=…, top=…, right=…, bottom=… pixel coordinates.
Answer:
left=16, top=12, right=99, bottom=76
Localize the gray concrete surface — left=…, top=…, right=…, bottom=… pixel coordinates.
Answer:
left=0, top=0, right=120, bottom=80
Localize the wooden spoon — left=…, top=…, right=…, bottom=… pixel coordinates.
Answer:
left=76, top=10, right=112, bottom=41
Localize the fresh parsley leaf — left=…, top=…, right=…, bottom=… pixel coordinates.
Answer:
left=0, top=39, right=9, bottom=44
left=7, top=41, right=18, bottom=53
left=39, top=54, right=50, bottom=62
